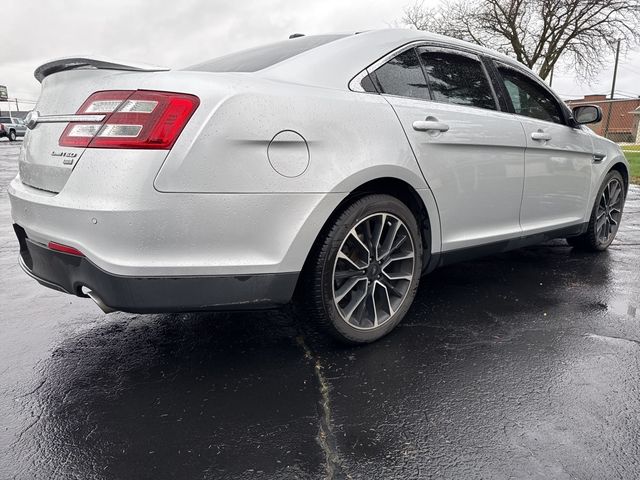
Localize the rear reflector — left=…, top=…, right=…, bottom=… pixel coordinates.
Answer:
left=59, top=90, right=199, bottom=149
left=48, top=242, right=85, bottom=257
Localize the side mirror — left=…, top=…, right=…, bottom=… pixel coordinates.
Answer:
left=572, top=105, right=602, bottom=125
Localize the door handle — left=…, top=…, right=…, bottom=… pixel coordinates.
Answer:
left=531, top=130, right=551, bottom=141
left=413, top=116, right=449, bottom=133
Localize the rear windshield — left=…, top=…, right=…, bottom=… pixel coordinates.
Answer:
left=185, top=34, right=348, bottom=73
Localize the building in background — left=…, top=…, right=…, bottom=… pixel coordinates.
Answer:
left=0, top=110, right=28, bottom=120
left=566, top=95, right=640, bottom=143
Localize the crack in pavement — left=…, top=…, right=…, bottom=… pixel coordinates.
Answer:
left=14, top=378, right=47, bottom=399
left=10, top=412, right=42, bottom=447
left=296, top=336, right=349, bottom=480
left=584, top=333, right=640, bottom=347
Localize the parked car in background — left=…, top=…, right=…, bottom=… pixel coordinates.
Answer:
left=9, top=29, right=630, bottom=344
left=0, top=117, right=27, bottom=141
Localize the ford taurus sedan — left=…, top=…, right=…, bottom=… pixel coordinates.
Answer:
left=9, top=29, right=629, bottom=343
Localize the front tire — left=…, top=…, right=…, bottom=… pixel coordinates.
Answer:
left=567, top=170, right=625, bottom=251
left=9, top=130, right=16, bottom=142
left=301, top=194, right=423, bottom=344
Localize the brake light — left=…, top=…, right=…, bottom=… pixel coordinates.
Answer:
left=59, top=90, right=199, bottom=149
left=48, top=242, right=84, bottom=257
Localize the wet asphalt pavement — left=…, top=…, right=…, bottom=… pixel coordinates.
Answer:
left=1, top=139, right=639, bottom=480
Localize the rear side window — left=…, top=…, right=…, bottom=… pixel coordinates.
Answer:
left=496, top=64, right=564, bottom=124
left=0, top=117, right=11, bottom=123
left=186, top=35, right=347, bottom=73
left=417, top=48, right=497, bottom=110
left=372, top=49, right=429, bottom=100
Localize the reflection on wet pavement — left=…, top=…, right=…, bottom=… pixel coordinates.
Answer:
left=1, top=141, right=639, bottom=479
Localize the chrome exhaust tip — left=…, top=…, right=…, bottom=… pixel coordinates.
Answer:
left=83, top=288, right=117, bottom=314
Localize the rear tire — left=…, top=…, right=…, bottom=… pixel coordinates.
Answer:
left=9, top=130, right=16, bottom=142
left=301, top=194, right=423, bottom=344
left=566, top=170, right=625, bottom=251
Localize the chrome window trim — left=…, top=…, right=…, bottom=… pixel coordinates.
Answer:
left=349, top=40, right=501, bottom=112
left=348, top=41, right=425, bottom=93
left=348, top=69, right=370, bottom=93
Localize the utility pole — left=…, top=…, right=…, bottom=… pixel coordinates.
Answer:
left=603, top=39, right=621, bottom=139
left=14, top=98, right=19, bottom=112
left=549, top=66, right=554, bottom=87
left=610, top=39, right=621, bottom=100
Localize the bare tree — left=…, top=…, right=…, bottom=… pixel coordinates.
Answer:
left=402, top=0, right=640, bottom=80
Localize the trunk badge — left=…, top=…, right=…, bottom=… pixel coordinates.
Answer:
left=51, top=151, right=78, bottom=165
left=25, top=110, right=40, bottom=130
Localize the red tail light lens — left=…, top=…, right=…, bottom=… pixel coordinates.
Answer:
left=59, top=90, right=199, bottom=149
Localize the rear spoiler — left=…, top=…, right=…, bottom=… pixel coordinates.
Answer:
left=34, top=56, right=170, bottom=82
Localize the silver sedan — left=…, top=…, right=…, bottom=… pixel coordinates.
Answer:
left=9, top=29, right=629, bottom=343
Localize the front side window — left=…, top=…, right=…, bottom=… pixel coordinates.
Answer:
left=496, top=64, right=564, bottom=124
left=417, top=48, right=497, bottom=110
left=372, top=49, right=429, bottom=100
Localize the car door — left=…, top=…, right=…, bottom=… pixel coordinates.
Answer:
left=493, top=62, right=593, bottom=233
left=367, top=46, right=526, bottom=252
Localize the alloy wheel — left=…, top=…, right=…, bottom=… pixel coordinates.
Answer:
left=332, top=213, right=415, bottom=330
left=596, top=178, right=623, bottom=245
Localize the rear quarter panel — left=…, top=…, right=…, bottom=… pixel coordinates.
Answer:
left=153, top=74, right=442, bottom=258
left=153, top=79, right=428, bottom=195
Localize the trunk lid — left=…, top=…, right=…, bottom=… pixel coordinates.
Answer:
left=19, top=58, right=169, bottom=193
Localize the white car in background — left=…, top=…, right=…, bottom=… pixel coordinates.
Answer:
left=9, top=29, right=629, bottom=343
left=0, top=116, right=27, bottom=141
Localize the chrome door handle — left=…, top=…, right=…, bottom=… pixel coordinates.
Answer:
left=531, top=130, right=551, bottom=141
left=413, top=117, right=449, bottom=132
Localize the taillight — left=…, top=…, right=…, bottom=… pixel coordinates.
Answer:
left=59, top=90, right=199, bottom=149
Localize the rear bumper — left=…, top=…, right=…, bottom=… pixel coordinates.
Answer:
left=14, top=224, right=298, bottom=313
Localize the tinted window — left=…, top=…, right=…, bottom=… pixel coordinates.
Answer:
left=417, top=48, right=496, bottom=110
left=373, top=49, right=429, bottom=100
left=497, top=64, right=563, bottom=124
left=360, top=74, right=378, bottom=93
left=186, top=35, right=347, bottom=73
left=0, top=117, right=11, bottom=123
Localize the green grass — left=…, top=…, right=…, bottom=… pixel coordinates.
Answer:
left=623, top=150, right=640, bottom=184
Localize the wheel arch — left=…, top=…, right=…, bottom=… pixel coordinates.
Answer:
left=293, top=176, right=442, bottom=299
left=609, top=161, right=629, bottom=193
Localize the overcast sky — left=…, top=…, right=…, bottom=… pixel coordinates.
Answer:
left=2, top=0, right=639, bottom=111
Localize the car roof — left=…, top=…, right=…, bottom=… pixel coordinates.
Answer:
left=259, top=29, right=522, bottom=90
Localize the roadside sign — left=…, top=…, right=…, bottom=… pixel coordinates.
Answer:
left=0, top=85, right=7, bottom=101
